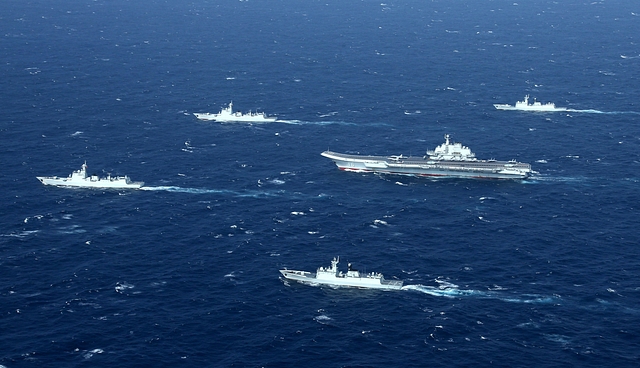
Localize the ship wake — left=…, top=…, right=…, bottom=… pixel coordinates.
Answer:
left=565, top=109, right=640, bottom=115
left=275, top=119, right=358, bottom=126
left=139, top=186, right=283, bottom=198
left=402, top=283, right=559, bottom=304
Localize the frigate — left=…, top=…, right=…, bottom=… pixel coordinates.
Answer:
left=280, top=257, right=403, bottom=290
left=494, top=95, right=567, bottom=112
left=37, top=162, right=144, bottom=189
left=193, top=102, right=277, bottom=122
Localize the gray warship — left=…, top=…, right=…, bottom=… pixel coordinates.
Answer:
left=37, top=162, right=144, bottom=189
left=280, top=257, right=403, bottom=290
left=494, top=95, right=567, bottom=112
left=193, top=102, right=277, bottom=123
left=321, top=134, right=532, bottom=180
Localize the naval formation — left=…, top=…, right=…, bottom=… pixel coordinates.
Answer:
left=36, top=99, right=550, bottom=289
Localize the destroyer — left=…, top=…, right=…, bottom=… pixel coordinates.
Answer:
left=321, top=134, right=532, bottom=179
left=193, top=102, right=277, bottom=123
left=280, top=257, right=403, bottom=290
left=37, top=162, right=144, bottom=189
left=494, top=95, right=567, bottom=112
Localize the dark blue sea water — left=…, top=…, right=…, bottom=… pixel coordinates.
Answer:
left=2, top=0, right=640, bottom=366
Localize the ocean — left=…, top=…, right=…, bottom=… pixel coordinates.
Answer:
left=1, top=0, right=640, bottom=366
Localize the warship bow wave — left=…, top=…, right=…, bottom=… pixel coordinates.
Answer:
left=321, top=134, right=532, bottom=180
left=280, top=257, right=403, bottom=290
left=494, top=95, right=567, bottom=112
left=37, top=162, right=144, bottom=189
left=193, top=102, right=277, bottom=122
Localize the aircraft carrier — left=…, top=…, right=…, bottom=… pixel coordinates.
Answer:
left=321, top=134, right=532, bottom=180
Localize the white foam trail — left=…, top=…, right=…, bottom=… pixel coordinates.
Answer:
left=402, top=284, right=558, bottom=304
left=1, top=230, right=40, bottom=238
left=139, top=186, right=282, bottom=198
left=276, top=119, right=393, bottom=127
left=403, top=284, right=484, bottom=298
left=276, top=119, right=358, bottom=126
left=566, top=109, right=640, bottom=115
left=273, top=119, right=297, bottom=124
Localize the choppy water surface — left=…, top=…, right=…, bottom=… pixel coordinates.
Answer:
left=2, top=1, right=639, bottom=366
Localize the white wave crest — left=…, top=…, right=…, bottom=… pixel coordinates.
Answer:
left=115, top=282, right=134, bottom=293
